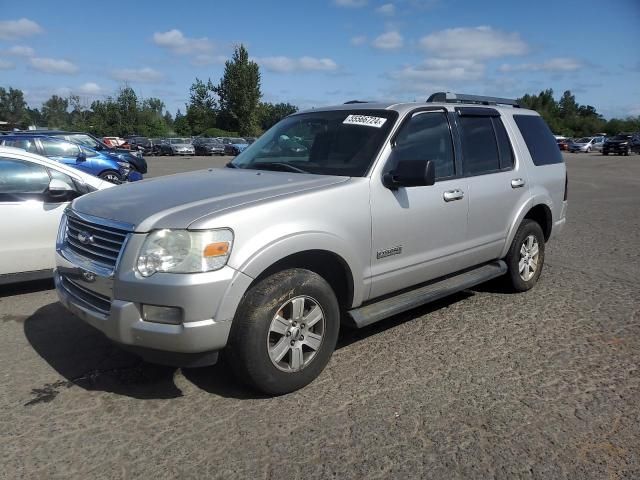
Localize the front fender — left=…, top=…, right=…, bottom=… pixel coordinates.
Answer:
left=230, top=231, right=366, bottom=308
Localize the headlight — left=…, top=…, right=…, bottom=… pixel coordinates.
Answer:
left=136, top=229, right=233, bottom=277
left=117, top=161, right=130, bottom=169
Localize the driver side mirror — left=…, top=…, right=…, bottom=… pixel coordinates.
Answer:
left=77, top=151, right=87, bottom=162
left=383, top=159, right=435, bottom=189
left=48, top=178, right=75, bottom=198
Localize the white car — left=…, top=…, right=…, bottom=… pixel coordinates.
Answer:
left=0, top=146, right=113, bottom=284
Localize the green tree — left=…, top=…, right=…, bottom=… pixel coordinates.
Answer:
left=42, top=95, right=69, bottom=129
left=186, top=78, right=217, bottom=134
left=0, top=87, right=30, bottom=127
left=214, top=44, right=262, bottom=135
left=173, top=109, right=191, bottom=135
left=258, top=102, right=298, bottom=130
left=116, top=86, right=139, bottom=135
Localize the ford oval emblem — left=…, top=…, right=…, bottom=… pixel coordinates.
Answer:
left=77, top=231, right=94, bottom=245
left=81, top=271, right=96, bottom=282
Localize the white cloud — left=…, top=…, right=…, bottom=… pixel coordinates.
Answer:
left=499, top=57, right=583, bottom=73
left=6, top=45, right=35, bottom=57
left=351, top=35, right=367, bottom=46
left=376, top=3, right=396, bottom=15
left=334, top=0, right=368, bottom=6
left=257, top=56, right=338, bottom=73
left=420, top=26, right=528, bottom=60
left=393, top=58, right=485, bottom=82
left=77, top=82, right=103, bottom=95
left=111, top=67, right=164, bottom=83
left=153, top=29, right=214, bottom=55
left=372, top=31, right=403, bottom=50
left=0, top=18, right=43, bottom=40
left=29, top=57, right=79, bottom=74
left=0, top=59, right=15, bottom=70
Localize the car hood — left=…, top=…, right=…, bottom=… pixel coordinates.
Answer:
left=605, top=139, right=628, bottom=143
left=71, top=168, right=349, bottom=232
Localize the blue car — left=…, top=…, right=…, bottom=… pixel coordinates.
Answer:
left=0, top=135, right=142, bottom=184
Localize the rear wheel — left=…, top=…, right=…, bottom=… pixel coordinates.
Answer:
left=502, top=219, right=545, bottom=292
left=99, top=170, right=122, bottom=184
left=227, top=268, right=340, bottom=395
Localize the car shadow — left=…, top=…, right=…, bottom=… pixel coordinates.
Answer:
left=24, top=292, right=475, bottom=401
left=1, top=278, right=54, bottom=298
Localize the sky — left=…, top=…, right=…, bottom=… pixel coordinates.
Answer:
left=1, top=0, right=639, bottom=119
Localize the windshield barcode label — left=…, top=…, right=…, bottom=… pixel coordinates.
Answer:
left=343, top=115, right=387, bottom=128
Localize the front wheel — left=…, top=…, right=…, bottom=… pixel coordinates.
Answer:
left=502, top=219, right=545, bottom=292
left=99, top=170, right=123, bottom=184
left=227, top=268, right=340, bottom=395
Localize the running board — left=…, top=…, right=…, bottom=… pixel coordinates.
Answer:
left=347, top=261, right=507, bottom=328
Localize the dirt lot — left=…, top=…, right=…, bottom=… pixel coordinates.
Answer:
left=1, top=152, right=639, bottom=479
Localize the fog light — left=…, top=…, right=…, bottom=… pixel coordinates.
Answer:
left=142, top=305, right=183, bottom=325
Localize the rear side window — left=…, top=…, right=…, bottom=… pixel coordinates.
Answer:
left=513, top=115, right=563, bottom=165
left=493, top=118, right=514, bottom=169
left=3, top=138, right=39, bottom=154
left=458, top=116, right=500, bottom=175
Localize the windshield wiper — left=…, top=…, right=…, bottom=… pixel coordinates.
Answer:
left=251, top=162, right=309, bottom=174
left=225, top=162, right=238, bottom=168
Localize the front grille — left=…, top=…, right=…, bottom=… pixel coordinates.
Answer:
left=65, top=214, right=130, bottom=269
left=59, top=275, right=111, bottom=315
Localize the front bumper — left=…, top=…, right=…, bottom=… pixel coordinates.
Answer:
left=54, top=239, right=253, bottom=365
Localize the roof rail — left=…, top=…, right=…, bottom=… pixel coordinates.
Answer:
left=426, top=92, right=520, bottom=108
left=343, top=100, right=371, bottom=104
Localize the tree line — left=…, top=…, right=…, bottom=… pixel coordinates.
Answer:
left=1, top=45, right=638, bottom=139
left=517, top=89, right=639, bottom=137
left=0, top=45, right=297, bottom=138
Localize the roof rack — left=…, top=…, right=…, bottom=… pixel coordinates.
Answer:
left=343, top=100, right=371, bottom=104
left=426, top=92, right=520, bottom=108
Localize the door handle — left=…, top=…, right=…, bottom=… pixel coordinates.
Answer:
left=511, top=178, right=526, bottom=188
left=443, top=189, right=464, bottom=202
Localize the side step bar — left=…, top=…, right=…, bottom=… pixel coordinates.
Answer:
left=346, top=261, right=507, bottom=328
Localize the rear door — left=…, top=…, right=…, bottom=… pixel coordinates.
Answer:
left=454, top=108, right=530, bottom=266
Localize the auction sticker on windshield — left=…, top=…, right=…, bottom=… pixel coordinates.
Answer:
left=343, top=114, right=387, bottom=128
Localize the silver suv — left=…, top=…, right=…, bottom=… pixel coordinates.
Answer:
left=55, top=92, right=568, bottom=394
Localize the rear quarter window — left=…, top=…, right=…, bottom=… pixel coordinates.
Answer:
left=513, top=115, right=563, bottom=166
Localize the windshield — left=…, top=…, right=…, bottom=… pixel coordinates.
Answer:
left=576, top=137, right=591, bottom=143
left=231, top=110, right=398, bottom=176
left=68, top=133, right=102, bottom=149
left=612, top=135, right=631, bottom=141
left=169, top=138, right=190, bottom=144
left=230, top=137, right=246, bottom=144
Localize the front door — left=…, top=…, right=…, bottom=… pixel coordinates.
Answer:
left=0, top=156, right=69, bottom=275
left=369, top=110, right=469, bottom=300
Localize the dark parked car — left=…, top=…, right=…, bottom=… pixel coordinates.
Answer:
left=602, top=133, right=640, bottom=156
left=194, top=138, right=225, bottom=156
left=222, top=137, right=249, bottom=156
left=556, top=138, right=572, bottom=151
left=1, top=135, right=142, bottom=183
left=9, top=130, right=147, bottom=174
left=125, top=136, right=152, bottom=155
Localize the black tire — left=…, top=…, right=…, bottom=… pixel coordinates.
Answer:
left=227, top=268, right=340, bottom=395
left=99, top=170, right=123, bottom=184
left=502, top=219, right=545, bottom=292
left=602, top=151, right=608, bottom=156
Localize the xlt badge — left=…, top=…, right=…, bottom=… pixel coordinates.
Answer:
left=377, top=245, right=402, bottom=259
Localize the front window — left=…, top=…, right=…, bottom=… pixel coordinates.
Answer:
left=41, top=139, right=81, bottom=157
left=68, top=134, right=102, bottom=149
left=231, top=110, right=398, bottom=176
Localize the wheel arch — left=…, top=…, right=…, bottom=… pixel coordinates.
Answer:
left=249, top=250, right=355, bottom=310
left=500, top=199, right=553, bottom=258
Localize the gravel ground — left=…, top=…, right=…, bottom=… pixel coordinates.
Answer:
left=1, top=152, right=639, bottom=479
